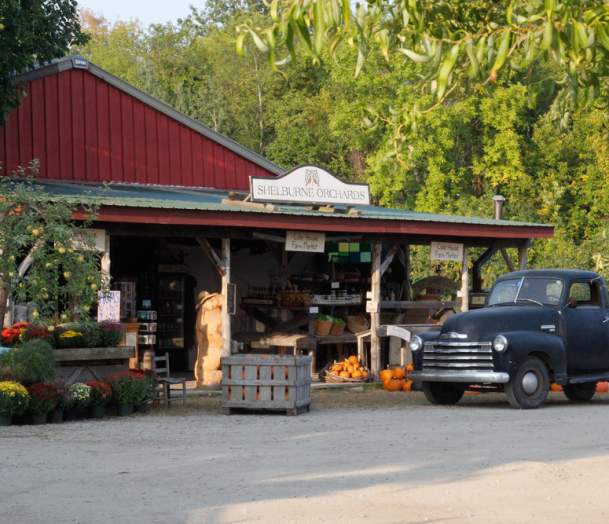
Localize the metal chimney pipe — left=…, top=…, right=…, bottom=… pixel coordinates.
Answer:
left=492, top=194, right=506, bottom=220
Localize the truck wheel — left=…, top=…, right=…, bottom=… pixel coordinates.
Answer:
left=505, top=357, right=550, bottom=409
left=563, top=383, right=596, bottom=402
left=422, top=382, right=464, bottom=405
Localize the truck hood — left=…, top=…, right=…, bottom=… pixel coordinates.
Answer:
left=440, top=306, right=559, bottom=341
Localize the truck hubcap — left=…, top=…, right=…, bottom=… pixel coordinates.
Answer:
left=522, top=371, right=539, bottom=395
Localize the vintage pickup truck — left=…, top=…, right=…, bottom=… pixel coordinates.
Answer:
left=409, top=269, right=609, bottom=409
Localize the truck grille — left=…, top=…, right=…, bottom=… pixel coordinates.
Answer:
left=422, top=341, right=494, bottom=371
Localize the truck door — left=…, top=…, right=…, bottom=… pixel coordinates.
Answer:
left=564, top=280, right=609, bottom=373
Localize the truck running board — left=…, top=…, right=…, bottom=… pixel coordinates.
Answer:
left=567, top=372, right=609, bottom=384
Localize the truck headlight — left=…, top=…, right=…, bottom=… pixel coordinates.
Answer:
left=409, top=335, right=423, bottom=352
left=493, top=335, right=508, bottom=352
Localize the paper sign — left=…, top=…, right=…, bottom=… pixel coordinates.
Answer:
left=431, top=241, right=464, bottom=262
left=285, top=231, right=326, bottom=253
left=366, top=301, right=380, bottom=313
left=97, top=290, right=121, bottom=322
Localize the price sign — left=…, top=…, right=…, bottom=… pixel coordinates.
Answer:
left=431, top=241, right=464, bottom=262
left=97, top=290, right=121, bottom=322
left=285, top=230, right=326, bottom=253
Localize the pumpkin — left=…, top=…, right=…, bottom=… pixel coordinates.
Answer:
left=384, top=378, right=404, bottom=392
left=379, top=369, right=393, bottom=383
left=405, top=363, right=414, bottom=373
left=339, top=371, right=351, bottom=378
left=346, top=364, right=355, bottom=374
left=331, top=363, right=344, bottom=373
left=392, top=367, right=406, bottom=380
left=351, top=369, right=363, bottom=379
left=348, top=355, right=359, bottom=365
left=361, top=370, right=369, bottom=379
left=402, top=379, right=413, bottom=392
left=550, top=383, right=563, bottom=392
left=596, top=381, right=609, bottom=393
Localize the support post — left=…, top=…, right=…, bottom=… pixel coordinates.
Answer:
left=100, top=232, right=111, bottom=285
left=461, top=247, right=470, bottom=312
left=403, top=244, right=411, bottom=300
left=221, top=238, right=231, bottom=357
left=370, top=242, right=382, bottom=378
left=518, top=242, right=529, bottom=270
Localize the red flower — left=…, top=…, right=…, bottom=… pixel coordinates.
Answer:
left=85, top=380, right=112, bottom=399
left=27, top=383, right=61, bottom=402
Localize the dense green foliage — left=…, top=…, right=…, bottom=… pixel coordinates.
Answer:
left=0, top=0, right=87, bottom=122
left=0, top=339, right=55, bottom=385
left=76, top=2, right=609, bottom=284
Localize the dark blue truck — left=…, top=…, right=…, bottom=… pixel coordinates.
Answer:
left=409, top=269, right=609, bottom=409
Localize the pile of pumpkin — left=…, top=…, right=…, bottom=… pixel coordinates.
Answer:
left=326, top=355, right=370, bottom=381
left=380, top=364, right=415, bottom=392
left=550, top=382, right=609, bottom=393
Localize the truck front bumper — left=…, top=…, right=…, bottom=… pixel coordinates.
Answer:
left=409, top=370, right=510, bottom=384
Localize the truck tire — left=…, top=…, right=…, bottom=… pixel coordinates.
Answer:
left=422, top=382, right=464, bottom=405
left=563, top=383, right=596, bottom=402
left=505, top=356, right=550, bottom=409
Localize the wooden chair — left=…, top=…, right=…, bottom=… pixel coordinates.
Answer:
left=153, top=353, right=187, bottom=405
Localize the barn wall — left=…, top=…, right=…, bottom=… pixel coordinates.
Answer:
left=0, top=69, right=273, bottom=190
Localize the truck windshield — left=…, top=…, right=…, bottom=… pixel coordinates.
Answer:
left=488, top=277, right=564, bottom=306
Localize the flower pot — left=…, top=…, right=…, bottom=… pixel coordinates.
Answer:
left=105, top=404, right=118, bottom=417
left=135, top=403, right=150, bottom=413
left=29, top=412, right=47, bottom=425
left=63, top=408, right=78, bottom=421
left=89, top=405, right=105, bottom=419
left=48, top=409, right=63, bottom=423
left=0, top=414, right=12, bottom=426
left=330, top=322, right=346, bottom=336
left=315, top=319, right=333, bottom=336
left=117, top=404, right=134, bottom=417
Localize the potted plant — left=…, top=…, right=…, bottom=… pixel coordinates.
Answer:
left=107, top=373, right=136, bottom=416
left=0, top=339, right=55, bottom=385
left=55, top=328, right=86, bottom=349
left=0, top=380, right=30, bottom=426
left=48, top=381, right=68, bottom=423
left=98, top=322, right=122, bottom=347
left=26, top=383, right=60, bottom=424
left=66, top=382, right=91, bottom=419
left=128, top=369, right=153, bottom=412
left=85, top=380, right=112, bottom=418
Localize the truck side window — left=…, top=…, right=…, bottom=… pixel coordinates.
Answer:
left=568, top=282, right=600, bottom=307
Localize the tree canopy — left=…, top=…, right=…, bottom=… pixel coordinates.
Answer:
left=0, top=0, right=87, bottom=122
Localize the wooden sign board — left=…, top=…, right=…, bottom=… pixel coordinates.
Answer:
left=227, top=283, right=237, bottom=316
left=285, top=231, right=326, bottom=253
left=251, top=165, right=370, bottom=206
left=431, top=241, right=464, bottom=262
left=97, top=290, right=121, bottom=322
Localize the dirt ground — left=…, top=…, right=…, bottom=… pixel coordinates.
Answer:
left=3, top=388, right=609, bottom=524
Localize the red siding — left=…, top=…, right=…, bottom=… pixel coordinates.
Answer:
left=0, top=69, right=274, bottom=189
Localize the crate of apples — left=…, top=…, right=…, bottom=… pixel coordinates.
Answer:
left=325, top=355, right=370, bottom=382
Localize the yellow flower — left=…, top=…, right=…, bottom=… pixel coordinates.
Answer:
left=0, top=381, right=28, bottom=396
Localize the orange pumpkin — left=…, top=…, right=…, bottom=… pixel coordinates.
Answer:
left=384, top=378, right=404, bottom=392
left=351, top=369, right=363, bottom=379
left=348, top=355, right=359, bottom=365
left=550, top=383, right=563, bottom=392
left=339, top=371, right=351, bottom=378
left=361, top=370, right=369, bottom=379
left=402, top=379, right=413, bottom=392
left=379, top=369, right=393, bottom=383
left=392, top=367, right=406, bottom=380
left=405, top=363, right=414, bottom=373
left=596, top=381, right=609, bottom=393
left=331, top=363, right=344, bottom=373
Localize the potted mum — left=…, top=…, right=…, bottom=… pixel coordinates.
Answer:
left=66, top=382, right=91, bottom=419
left=0, top=381, right=30, bottom=426
left=48, top=381, right=68, bottom=423
left=107, top=372, right=138, bottom=416
left=85, top=380, right=112, bottom=418
left=26, top=383, right=60, bottom=424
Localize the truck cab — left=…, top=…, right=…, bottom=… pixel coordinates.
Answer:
left=409, top=269, right=609, bottom=409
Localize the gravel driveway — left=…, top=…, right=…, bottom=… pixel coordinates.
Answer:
left=3, top=389, right=609, bottom=524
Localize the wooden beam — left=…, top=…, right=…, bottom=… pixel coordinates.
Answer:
left=500, top=248, right=515, bottom=272
left=370, top=242, right=382, bottom=378
left=403, top=244, right=411, bottom=300
left=379, top=243, right=399, bottom=276
left=461, top=247, right=470, bottom=312
left=196, top=237, right=225, bottom=276
left=518, top=241, right=530, bottom=270
left=100, top=232, right=111, bottom=284
left=221, top=238, right=231, bottom=357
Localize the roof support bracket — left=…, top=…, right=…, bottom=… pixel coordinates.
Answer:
left=380, top=243, right=400, bottom=276
left=196, top=237, right=226, bottom=277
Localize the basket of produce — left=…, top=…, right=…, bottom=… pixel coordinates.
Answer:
left=347, top=315, right=370, bottom=334
left=321, top=355, right=371, bottom=383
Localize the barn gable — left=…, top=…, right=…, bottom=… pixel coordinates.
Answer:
left=0, top=56, right=281, bottom=190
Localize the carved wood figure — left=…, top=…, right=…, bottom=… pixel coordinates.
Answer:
left=194, top=291, right=224, bottom=386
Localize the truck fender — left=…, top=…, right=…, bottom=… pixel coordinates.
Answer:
left=500, top=331, right=567, bottom=383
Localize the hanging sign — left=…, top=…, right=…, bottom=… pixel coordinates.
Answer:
left=97, top=290, right=121, bottom=323
left=431, top=241, right=464, bottom=262
left=250, top=165, right=370, bottom=206
left=285, top=231, right=326, bottom=253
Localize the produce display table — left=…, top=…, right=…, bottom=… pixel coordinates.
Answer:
left=54, top=346, right=135, bottom=385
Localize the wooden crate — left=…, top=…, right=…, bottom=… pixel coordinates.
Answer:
left=221, top=354, right=311, bottom=415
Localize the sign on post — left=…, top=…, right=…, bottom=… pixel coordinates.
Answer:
left=285, top=231, right=326, bottom=253
left=97, top=290, right=121, bottom=323
left=250, top=165, right=370, bottom=206
left=431, top=241, right=464, bottom=262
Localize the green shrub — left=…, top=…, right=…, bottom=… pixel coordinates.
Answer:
left=0, top=339, right=55, bottom=385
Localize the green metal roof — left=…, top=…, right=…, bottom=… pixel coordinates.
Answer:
left=38, top=180, right=551, bottom=229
